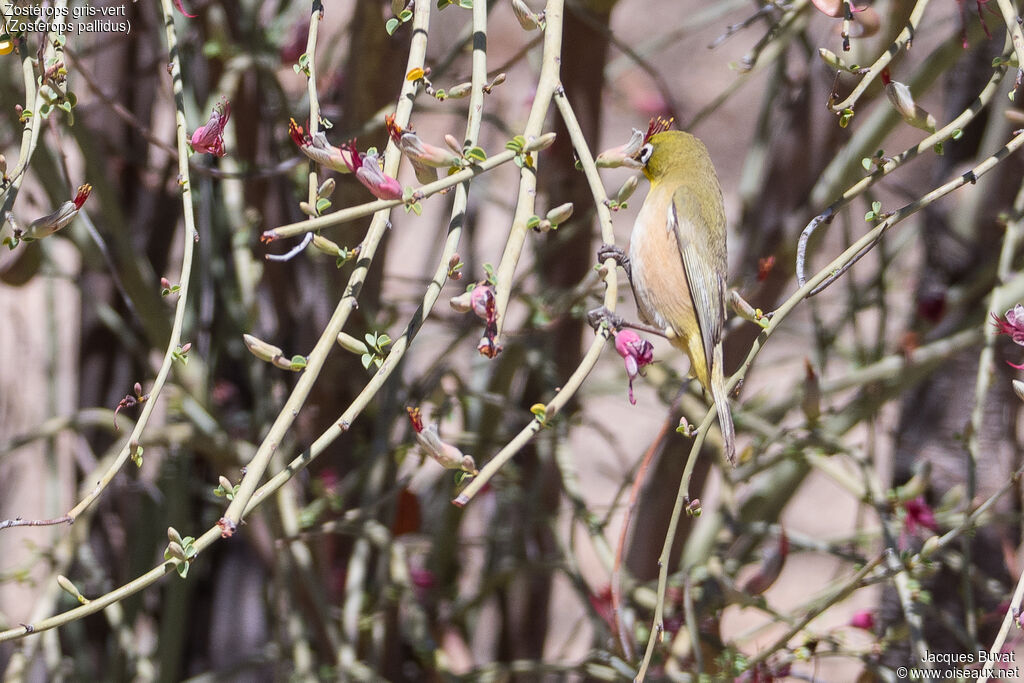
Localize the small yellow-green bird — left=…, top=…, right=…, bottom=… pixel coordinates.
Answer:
left=618, top=120, right=736, bottom=465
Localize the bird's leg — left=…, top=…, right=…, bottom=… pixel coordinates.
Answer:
left=729, top=289, right=771, bottom=329
left=586, top=306, right=669, bottom=339
left=597, top=243, right=632, bottom=283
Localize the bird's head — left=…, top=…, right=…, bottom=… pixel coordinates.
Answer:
left=632, top=127, right=712, bottom=184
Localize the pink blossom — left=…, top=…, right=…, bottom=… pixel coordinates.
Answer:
left=469, top=283, right=496, bottom=321
left=902, top=496, right=938, bottom=535
left=614, top=329, right=654, bottom=405
left=849, top=610, right=875, bottom=631
left=993, top=305, right=1024, bottom=345
left=288, top=119, right=356, bottom=174
left=21, top=184, right=92, bottom=241
left=190, top=98, right=230, bottom=156
left=340, top=139, right=403, bottom=200
left=173, top=0, right=197, bottom=17
left=899, top=496, right=938, bottom=550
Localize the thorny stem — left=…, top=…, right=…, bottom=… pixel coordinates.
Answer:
left=743, top=553, right=887, bottom=669
left=262, top=148, right=518, bottom=241
left=799, top=126, right=1024, bottom=298
left=452, top=82, right=619, bottom=507
left=970, top=179, right=1024, bottom=679
left=0, top=0, right=49, bottom=233
left=218, top=0, right=430, bottom=533
left=799, top=42, right=1012, bottom=288
left=994, top=0, right=1024, bottom=73
left=966, top=177, right=1024, bottom=644
left=492, top=0, right=564, bottom=341
left=266, top=0, right=324, bottom=263
left=49, top=0, right=202, bottom=526
left=828, top=0, right=932, bottom=113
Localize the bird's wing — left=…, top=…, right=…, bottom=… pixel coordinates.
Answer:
left=668, top=186, right=727, bottom=367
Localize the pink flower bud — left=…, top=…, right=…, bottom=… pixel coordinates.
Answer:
left=406, top=407, right=477, bottom=473
left=469, top=283, right=496, bottom=321
left=288, top=119, right=356, bottom=174
left=340, top=140, right=403, bottom=200
left=173, top=0, right=197, bottom=17
left=849, top=610, right=875, bottom=631
left=190, top=98, right=230, bottom=156
left=614, top=329, right=654, bottom=405
left=22, top=184, right=91, bottom=241
left=993, top=304, right=1024, bottom=345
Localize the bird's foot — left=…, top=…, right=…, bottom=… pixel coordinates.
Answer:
left=586, top=306, right=626, bottom=333
left=597, top=243, right=631, bottom=280
left=729, top=290, right=772, bottom=329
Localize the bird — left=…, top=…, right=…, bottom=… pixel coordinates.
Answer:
left=613, top=120, right=736, bottom=465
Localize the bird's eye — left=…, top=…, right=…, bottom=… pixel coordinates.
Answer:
left=636, top=143, right=654, bottom=166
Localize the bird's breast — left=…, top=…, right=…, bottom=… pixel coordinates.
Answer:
left=628, top=193, right=695, bottom=339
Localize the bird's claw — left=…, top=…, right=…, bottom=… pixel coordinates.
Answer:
left=597, top=243, right=630, bottom=272
left=587, top=306, right=625, bottom=333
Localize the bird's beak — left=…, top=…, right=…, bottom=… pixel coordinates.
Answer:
left=596, top=128, right=644, bottom=169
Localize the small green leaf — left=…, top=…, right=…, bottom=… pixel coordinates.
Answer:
left=933, top=142, right=944, bottom=155
left=505, top=135, right=526, bottom=152
left=861, top=157, right=872, bottom=171
left=459, top=0, right=473, bottom=7
left=398, top=8, right=413, bottom=20
left=526, top=215, right=541, bottom=230
left=865, top=211, right=875, bottom=222
left=951, top=129, right=963, bottom=140
left=361, top=353, right=373, bottom=369
left=871, top=201, right=881, bottom=213
left=463, top=146, right=487, bottom=163
left=315, top=197, right=332, bottom=214
left=130, top=444, right=144, bottom=468
left=289, top=355, right=307, bottom=370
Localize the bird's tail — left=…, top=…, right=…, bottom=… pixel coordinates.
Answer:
left=711, top=344, right=736, bottom=466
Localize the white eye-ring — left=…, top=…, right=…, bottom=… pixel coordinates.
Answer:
left=636, top=142, right=654, bottom=165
